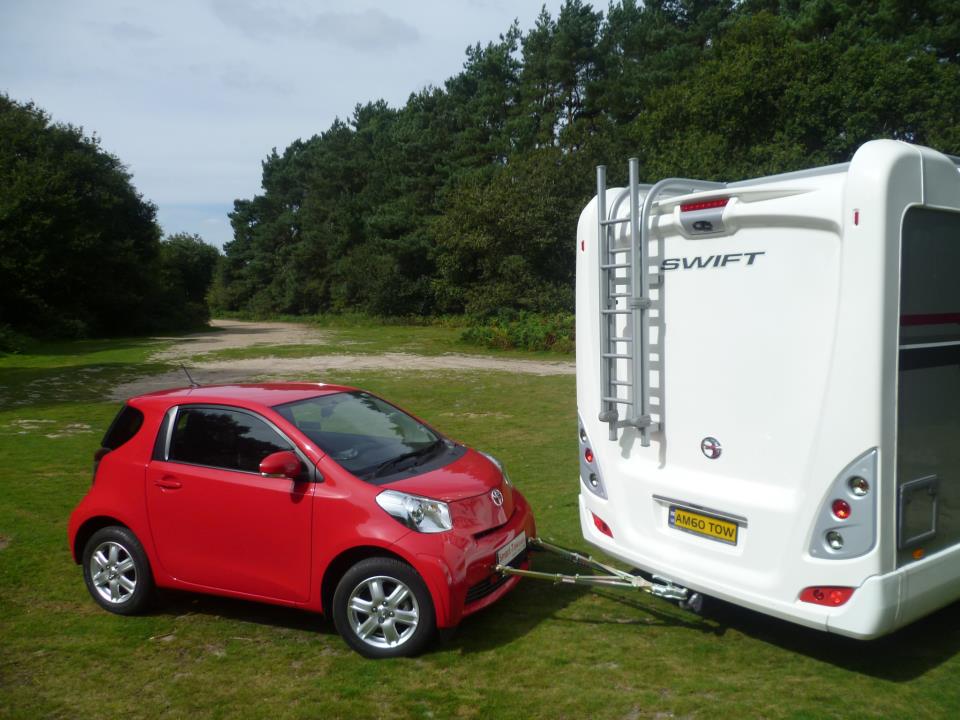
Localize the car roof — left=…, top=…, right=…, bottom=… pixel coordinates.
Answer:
left=129, top=382, right=355, bottom=410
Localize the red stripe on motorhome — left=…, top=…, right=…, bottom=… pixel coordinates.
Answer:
left=900, top=313, right=960, bottom=326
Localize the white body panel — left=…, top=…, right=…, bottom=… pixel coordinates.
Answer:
left=576, top=140, right=960, bottom=638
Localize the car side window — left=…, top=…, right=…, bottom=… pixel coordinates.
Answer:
left=168, top=407, right=292, bottom=474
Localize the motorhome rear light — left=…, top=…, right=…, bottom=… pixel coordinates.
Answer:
left=592, top=512, right=613, bottom=537
left=832, top=499, right=851, bottom=520
left=848, top=476, right=869, bottom=496
left=585, top=448, right=594, bottom=463
left=588, top=473, right=599, bottom=488
left=579, top=427, right=587, bottom=442
left=680, top=198, right=729, bottom=213
left=826, top=531, right=844, bottom=550
left=799, top=586, right=855, bottom=607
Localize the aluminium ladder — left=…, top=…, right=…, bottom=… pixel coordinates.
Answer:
left=595, top=160, right=725, bottom=445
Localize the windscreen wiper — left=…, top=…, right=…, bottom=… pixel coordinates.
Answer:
left=367, top=439, right=442, bottom=479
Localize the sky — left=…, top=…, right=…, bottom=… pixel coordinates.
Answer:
left=1, top=0, right=565, bottom=248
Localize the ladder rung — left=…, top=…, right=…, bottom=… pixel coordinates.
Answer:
left=601, top=309, right=631, bottom=315
left=609, top=293, right=631, bottom=298
left=600, top=218, right=630, bottom=226
left=602, top=396, right=632, bottom=404
left=609, top=336, right=632, bottom=343
left=601, top=353, right=632, bottom=359
left=601, top=263, right=631, bottom=270
left=611, top=380, right=632, bottom=386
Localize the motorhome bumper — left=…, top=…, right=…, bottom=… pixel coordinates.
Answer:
left=578, top=494, right=960, bottom=639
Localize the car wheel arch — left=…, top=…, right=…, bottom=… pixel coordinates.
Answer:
left=72, top=516, right=131, bottom=564
left=321, top=545, right=433, bottom=620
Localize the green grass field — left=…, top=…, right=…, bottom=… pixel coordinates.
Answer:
left=2, top=323, right=960, bottom=719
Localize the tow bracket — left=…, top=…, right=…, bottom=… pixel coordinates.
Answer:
left=496, top=537, right=700, bottom=608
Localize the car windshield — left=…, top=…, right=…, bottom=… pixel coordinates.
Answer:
left=273, top=392, right=442, bottom=480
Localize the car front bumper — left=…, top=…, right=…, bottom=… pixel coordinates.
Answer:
left=399, top=489, right=537, bottom=628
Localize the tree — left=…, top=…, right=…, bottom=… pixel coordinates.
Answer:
left=157, top=233, right=220, bottom=328
left=0, top=95, right=217, bottom=337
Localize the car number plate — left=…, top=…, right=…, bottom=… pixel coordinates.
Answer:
left=496, top=531, right=527, bottom=566
left=669, top=506, right=738, bottom=545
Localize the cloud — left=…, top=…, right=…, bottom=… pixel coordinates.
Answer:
left=108, top=21, right=160, bottom=42
left=211, top=0, right=420, bottom=51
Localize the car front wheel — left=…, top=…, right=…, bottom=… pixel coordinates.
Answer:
left=82, top=526, right=154, bottom=615
left=332, top=557, right=436, bottom=659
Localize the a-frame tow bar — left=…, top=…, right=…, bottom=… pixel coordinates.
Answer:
left=495, top=537, right=704, bottom=612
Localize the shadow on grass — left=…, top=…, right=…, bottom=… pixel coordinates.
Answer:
left=698, top=595, right=960, bottom=681
left=153, top=589, right=337, bottom=638
left=440, top=554, right=720, bottom=655
left=145, top=557, right=595, bottom=656
left=0, top=362, right=173, bottom=407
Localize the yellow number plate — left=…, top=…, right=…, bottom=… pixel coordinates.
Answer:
left=669, top=507, right=738, bottom=545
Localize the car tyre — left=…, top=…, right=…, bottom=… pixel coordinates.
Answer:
left=332, top=557, right=436, bottom=659
left=82, top=526, right=154, bottom=615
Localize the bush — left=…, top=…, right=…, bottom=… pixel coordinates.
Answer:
left=460, top=311, right=574, bottom=353
left=0, top=323, right=26, bottom=354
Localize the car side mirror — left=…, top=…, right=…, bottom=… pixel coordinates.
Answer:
left=260, top=451, right=302, bottom=480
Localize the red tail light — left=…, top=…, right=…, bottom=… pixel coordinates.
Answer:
left=592, top=512, right=613, bottom=538
left=584, top=448, right=594, bottom=463
left=832, top=499, right=851, bottom=520
left=799, top=586, right=854, bottom=607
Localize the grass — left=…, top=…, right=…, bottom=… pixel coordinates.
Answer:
left=2, top=321, right=960, bottom=719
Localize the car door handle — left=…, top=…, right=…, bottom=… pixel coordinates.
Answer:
left=154, top=477, right=182, bottom=490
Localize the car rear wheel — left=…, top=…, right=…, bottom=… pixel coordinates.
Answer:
left=332, top=557, right=436, bottom=659
left=82, top=526, right=154, bottom=615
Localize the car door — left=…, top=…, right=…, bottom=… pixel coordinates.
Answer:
left=145, top=404, right=314, bottom=602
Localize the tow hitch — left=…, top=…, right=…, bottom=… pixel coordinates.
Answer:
left=496, top=537, right=702, bottom=610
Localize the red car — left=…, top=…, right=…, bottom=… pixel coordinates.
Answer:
left=68, top=383, right=535, bottom=658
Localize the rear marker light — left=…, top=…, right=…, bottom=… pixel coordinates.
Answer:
left=680, top=198, right=729, bottom=213
left=854, top=209, right=860, bottom=226
left=579, top=427, right=587, bottom=443
left=800, top=586, right=854, bottom=607
left=832, top=499, right=851, bottom=520
left=588, top=473, right=599, bottom=488
left=592, top=512, right=613, bottom=538
left=849, top=476, right=869, bottom=496
left=585, top=448, right=594, bottom=464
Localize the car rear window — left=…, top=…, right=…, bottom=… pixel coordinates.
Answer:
left=102, top=405, right=144, bottom=450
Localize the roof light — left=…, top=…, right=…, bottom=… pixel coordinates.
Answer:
left=799, top=586, right=854, bottom=607
left=680, top=198, right=729, bottom=213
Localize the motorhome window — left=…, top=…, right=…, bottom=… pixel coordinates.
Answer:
left=900, top=207, right=960, bottom=353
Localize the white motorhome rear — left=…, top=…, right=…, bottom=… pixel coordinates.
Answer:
left=575, top=140, right=960, bottom=638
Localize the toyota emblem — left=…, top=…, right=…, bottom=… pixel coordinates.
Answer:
left=701, top=437, right=722, bottom=460
left=490, top=489, right=504, bottom=507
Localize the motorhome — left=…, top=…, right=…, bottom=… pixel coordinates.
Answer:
left=575, top=140, right=960, bottom=638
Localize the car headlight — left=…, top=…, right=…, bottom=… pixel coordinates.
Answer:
left=376, top=490, right=452, bottom=533
left=479, top=451, right=512, bottom=487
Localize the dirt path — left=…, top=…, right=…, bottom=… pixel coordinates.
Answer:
left=111, top=319, right=574, bottom=399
